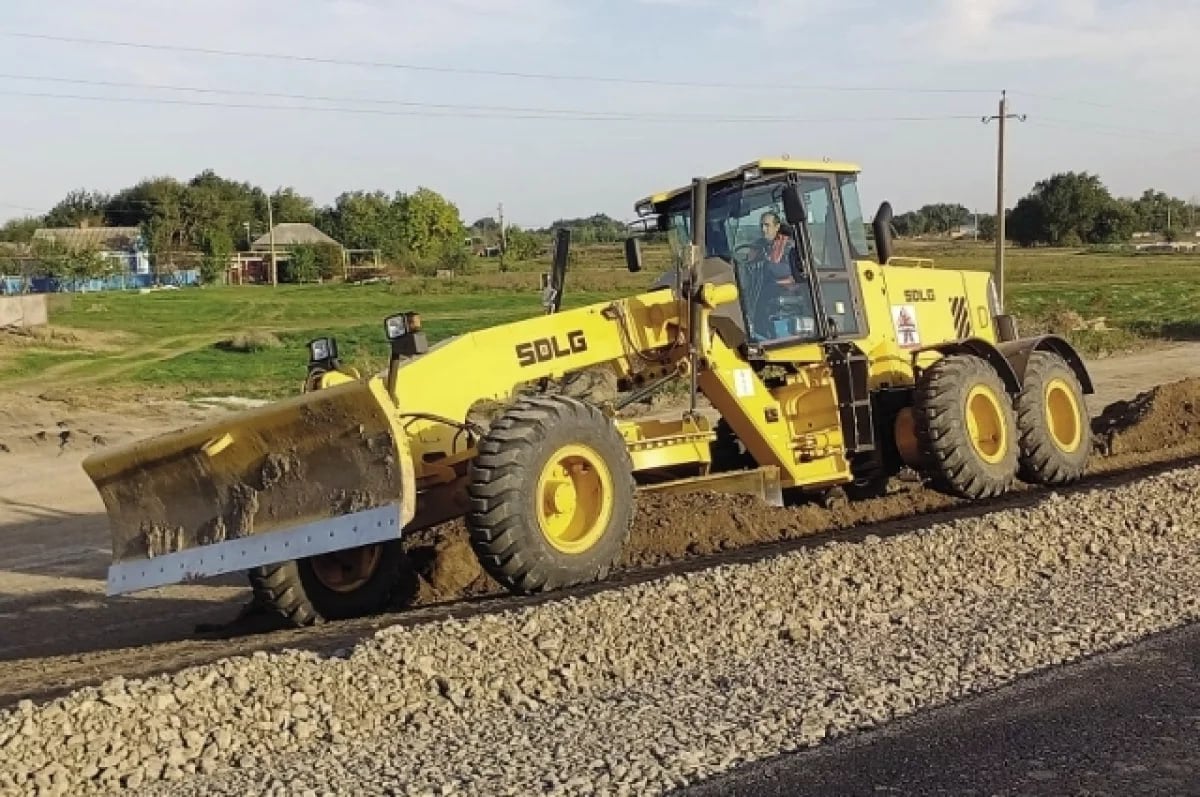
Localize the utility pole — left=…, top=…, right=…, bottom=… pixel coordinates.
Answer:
left=982, top=90, right=1026, bottom=311
left=267, top=193, right=278, bottom=287
left=497, top=202, right=506, bottom=272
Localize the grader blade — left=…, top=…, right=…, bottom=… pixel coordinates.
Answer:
left=81, top=378, right=416, bottom=596
left=638, top=466, right=784, bottom=507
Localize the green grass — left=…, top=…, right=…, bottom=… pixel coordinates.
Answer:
left=5, top=279, right=640, bottom=398
left=6, top=242, right=1200, bottom=398
left=895, top=242, right=1200, bottom=356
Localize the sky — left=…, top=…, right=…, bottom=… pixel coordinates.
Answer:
left=0, top=0, right=1197, bottom=228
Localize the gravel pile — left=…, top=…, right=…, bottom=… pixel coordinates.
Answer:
left=4, top=466, right=1200, bottom=796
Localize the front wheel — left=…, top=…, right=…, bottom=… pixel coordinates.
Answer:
left=466, top=395, right=635, bottom=594
left=249, top=540, right=411, bottom=626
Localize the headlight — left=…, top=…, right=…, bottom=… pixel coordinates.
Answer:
left=308, top=336, right=336, bottom=363
left=384, top=311, right=422, bottom=341
left=384, top=314, right=407, bottom=340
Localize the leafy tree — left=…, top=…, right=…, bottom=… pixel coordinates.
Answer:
left=398, top=187, right=465, bottom=260
left=0, top=216, right=42, bottom=243
left=29, top=237, right=70, bottom=278
left=1007, top=196, right=1050, bottom=247
left=977, top=213, right=997, bottom=242
left=1092, top=201, right=1137, bottom=244
left=185, top=170, right=259, bottom=254
left=312, top=243, right=343, bottom=280
left=270, top=187, right=317, bottom=224
left=316, top=190, right=406, bottom=262
left=284, top=245, right=319, bottom=283
left=1126, top=189, right=1189, bottom=234
left=199, top=228, right=233, bottom=285
left=542, top=213, right=627, bottom=244
left=44, top=189, right=109, bottom=228
left=891, top=204, right=970, bottom=237
left=1008, top=171, right=1132, bottom=247
left=504, top=225, right=543, bottom=260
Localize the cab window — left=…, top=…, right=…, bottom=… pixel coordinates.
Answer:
left=799, top=180, right=846, bottom=271
left=838, top=175, right=872, bottom=260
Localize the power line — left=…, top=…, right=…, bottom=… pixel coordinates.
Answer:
left=1031, top=116, right=1181, bottom=140
left=1010, top=89, right=1197, bottom=119
left=0, top=31, right=997, bottom=95
left=0, top=73, right=988, bottom=121
left=0, top=88, right=986, bottom=124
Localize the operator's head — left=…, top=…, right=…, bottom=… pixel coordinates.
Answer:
left=760, top=211, right=781, bottom=241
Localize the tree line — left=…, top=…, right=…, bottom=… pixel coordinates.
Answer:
left=4, top=168, right=1193, bottom=286
left=0, top=169, right=647, bottom=285
left=892, top=173, right=1197, bottom=247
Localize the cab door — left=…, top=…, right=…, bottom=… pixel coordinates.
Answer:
left=795, top=174, right=869, bottom=340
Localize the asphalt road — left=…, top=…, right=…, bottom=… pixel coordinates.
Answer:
left=677, top=621, right=1200, bottom=797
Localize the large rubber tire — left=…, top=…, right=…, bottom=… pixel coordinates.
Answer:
left=466, top=395, right=635, bottom=594
left=1015, top=350, right=1091, bottom=485
left=248, top=540, right=410, bottom=626
left=913, top=353, right=1019, bottom=499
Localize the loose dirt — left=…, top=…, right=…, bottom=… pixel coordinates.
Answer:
left=5, top=344, right=1200, bottom=706
left=1092, top=377, right=1200, bottom=456
left=396, top=376, right=1200, bottom=610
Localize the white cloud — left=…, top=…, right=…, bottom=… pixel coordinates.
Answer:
left=899, top=0, right=1200, bottom=70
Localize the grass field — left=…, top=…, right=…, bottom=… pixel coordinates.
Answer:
left=4, top=241, right=1200, bottom=400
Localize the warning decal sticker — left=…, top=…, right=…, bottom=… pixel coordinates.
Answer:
left=891, top=304, right=921, bottom=348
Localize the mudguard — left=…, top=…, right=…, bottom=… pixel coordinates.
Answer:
left=996, top=334, right=1095, bottom=394
left=916, top=334, right=1094, bottom=396
left=914, top=337, right=1022, bottom=393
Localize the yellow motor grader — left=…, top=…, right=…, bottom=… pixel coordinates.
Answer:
left=82, top=158, right=1094, bottom=624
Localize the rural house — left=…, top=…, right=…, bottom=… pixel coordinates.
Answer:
left=229, top=222, right=347, bottom=284
left=4, top=222, right=198, bottom=293
left=32, top=223, right=151, bottom=276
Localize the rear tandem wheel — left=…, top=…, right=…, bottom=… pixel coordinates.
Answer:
left=913, top=353, right=1019, bottom=499
left=1014, top=350, right=1092, bottom=485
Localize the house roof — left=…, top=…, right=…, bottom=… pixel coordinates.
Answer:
left=32, top=226, right=142, bottom=252
left=252, top=223, right=341, bottom=249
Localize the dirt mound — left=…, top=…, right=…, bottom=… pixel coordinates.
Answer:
left=1092, top=378, right=1200, bottom=456
left=394, top=378, right=1200, bottom=610
left=394, top=477, right=962, bottom=610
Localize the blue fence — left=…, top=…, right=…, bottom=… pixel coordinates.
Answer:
left=0, top=270, right=200, bottom=295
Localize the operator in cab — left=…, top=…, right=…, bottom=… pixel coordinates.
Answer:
left=737, top=210, right=816, bottom=343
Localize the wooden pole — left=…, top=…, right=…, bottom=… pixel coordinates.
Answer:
left=982, top=90, right=1025, bottom=312
left=267, top=194, right=278, bottom=287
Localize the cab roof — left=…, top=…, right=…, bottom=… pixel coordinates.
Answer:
left=636, top=157, right=862, bottom=212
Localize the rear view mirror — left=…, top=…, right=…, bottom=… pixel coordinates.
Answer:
left=782, top=185, right=806, bottom=226
left=624, top=237, right=643, bottom=273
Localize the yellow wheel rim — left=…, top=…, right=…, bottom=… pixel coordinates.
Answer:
left=965, top=385, right=1008, bottom=465
left=1044, top=377, right=1083, bottom=453
left=536, top=444, right=613, bottom=555
left=308, top=545, right=382, bottom=593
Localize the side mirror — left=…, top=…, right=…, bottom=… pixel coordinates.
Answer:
left=872, top=201, right=895, bottom=265
left=624, top=237, right=643, bottom=273
left=782, top=185, right=806, bottom=226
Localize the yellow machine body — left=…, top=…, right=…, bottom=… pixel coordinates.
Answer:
left=82, top=157, right=1094, bottom=606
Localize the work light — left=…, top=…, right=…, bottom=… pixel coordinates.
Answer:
left=308, top=336, right=337, bottom=364
left=384, top=314, right=407, bottom=340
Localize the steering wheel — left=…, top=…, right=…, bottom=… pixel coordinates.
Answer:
left=733, top=243, right=762, bottom=266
